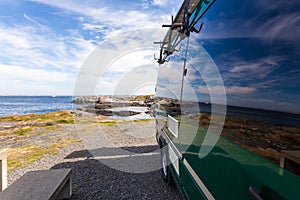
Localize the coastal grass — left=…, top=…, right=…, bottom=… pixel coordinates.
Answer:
left=56, top=119, right=74, bottom=124
left=98, top=121, right=117, bottom=126
left=1, top=111, right=81, bottom=171
left=132, top=119, right=153, bottom=123
left=97, top=118, right=153, bottom=126
left=36, top=125, right=64, bottom=136
left=0, top=110, right=75, bottom=138
left=0, top=110, right=75, bottom=124
left=7, top=137, right=82, bottom=171
left=13, top=126, right=35, bottom=136
left=11, top=125, right=63, bottom=137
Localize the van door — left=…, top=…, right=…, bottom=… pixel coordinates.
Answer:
left=178, top=23, right=300, bottom=200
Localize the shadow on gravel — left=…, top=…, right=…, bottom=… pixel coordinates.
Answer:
left=51, top=145, right=182, bottom=200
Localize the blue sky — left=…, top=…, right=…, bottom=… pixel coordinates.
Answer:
left=201, top=0, right=300, bottom=113
left=0, top=0, right=181, bottom=95
left=155, top=0, right=300, bottom=113
left=1, top=0, right=300, bottom=113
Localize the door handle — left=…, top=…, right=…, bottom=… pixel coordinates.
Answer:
left=249, top=186, right=285, bottom=200
left=249, top=186, right=264, bottom=200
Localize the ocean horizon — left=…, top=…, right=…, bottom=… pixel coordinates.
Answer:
left=1, top=96, right=300, bottom=128
left=0, top=96, right=75, bottom=117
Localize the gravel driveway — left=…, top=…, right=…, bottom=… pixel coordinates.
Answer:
left=7, top=120, right=182, bottom=199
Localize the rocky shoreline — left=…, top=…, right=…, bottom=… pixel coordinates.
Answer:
left=72, top=95, right=154, bottom=117
left=72, top=95, right=154, bottom=107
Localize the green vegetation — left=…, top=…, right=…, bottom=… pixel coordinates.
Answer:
left=7, top=137, right=82, bottom=171
left=0, top=111, right=81, bottom=171
left=98, top=121, right=117, bottom=126
left=132, top=119, right=153, bottom=123
left=97, top=118, right=153, bottom=126
left=13, top=126, right=35, bottom=136
left=56, top=119, right=74, bottom=124
left=45, top=122, right=54, bottom=126
left=0, top=110, right=75, bottom=123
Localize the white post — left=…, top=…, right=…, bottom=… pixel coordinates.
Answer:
left=0, top=149, right=7, bottom=191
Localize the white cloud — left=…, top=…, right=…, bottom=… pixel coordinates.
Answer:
left=23, top=13, right=45, bottom=28
left=151, top=0, right=168, bottom=6
left=73, top=28, right=164, bottom=96
left=30, top=0, right=167, bottom=37
left=95, top=49, right=158, bottom=95
left=0, top=64, right=72, bottom=83
left=1, top=0, right=180, bottom=95
left=199, top=85, right=223, bottom=95
left=0, top=64, right=75, bottom=95
left=199, top=85, right=256, bottom=95
left=228, top=56, right=282, bottom=79
left=254, top=13, right=300, bottom=40
left=0, top=21, right=95, bottom=95
left=0, top=27, right=31, bottom=49
left=0, top=22, right=94, bottom=69
left=226, top=86, right=256, bottom=94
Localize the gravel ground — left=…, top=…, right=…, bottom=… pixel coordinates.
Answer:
left=7, top=121, right=182, bottom=200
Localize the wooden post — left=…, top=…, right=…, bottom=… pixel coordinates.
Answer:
left=0, top=149, right=8, bottom=191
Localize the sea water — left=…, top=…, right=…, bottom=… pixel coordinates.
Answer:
left=0, top=96, right=75, bottom=116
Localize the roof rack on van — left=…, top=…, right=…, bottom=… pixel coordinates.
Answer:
left=154, top=0, right=215, bottom=65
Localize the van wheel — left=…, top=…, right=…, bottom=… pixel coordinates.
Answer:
left=160, top=145, right=173, bottom=185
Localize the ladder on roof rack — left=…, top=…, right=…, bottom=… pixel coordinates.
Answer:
left=154, top=0, right=216, bottom=65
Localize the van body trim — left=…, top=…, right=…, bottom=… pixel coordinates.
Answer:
left=161, top=128, right=182, bottom=159
left=183, top=159, right=215, bottom=200
left=167, top=115, right=179, bottom=138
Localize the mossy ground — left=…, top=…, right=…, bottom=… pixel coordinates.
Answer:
left=7, top=137, right=82, bottom=171
left=0, top=110, right=75, bottom=124
left=0, top=110, right=80, bottom=171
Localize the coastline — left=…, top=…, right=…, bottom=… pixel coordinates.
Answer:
left=1, top=95, right=299, bottom=198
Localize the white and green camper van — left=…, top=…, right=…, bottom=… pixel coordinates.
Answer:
left=154, top=0, right=300, bottom=199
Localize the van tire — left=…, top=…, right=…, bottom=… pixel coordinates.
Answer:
left=160, top=144, right=173, bottom=186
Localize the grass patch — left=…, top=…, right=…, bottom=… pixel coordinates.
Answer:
left=13, top=125, right=59, bottom=136
left=36, top=125, right=62, bottom=136
left=7, top=137, right=82, bottom=171
left=132, top=119, right=153, bottom=123
left=98, top=121, right=117, bottom=126
left=13, top=126, right=34, bottom=136
left=8, top=145, right=56, bottom=170
left=0, top=114, right=51, bottom=122
left=0, top=110, right=74, bottom=123
left=56, top=119, right=74, bottom=124
left=45, top=122, right=54, bottom=126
